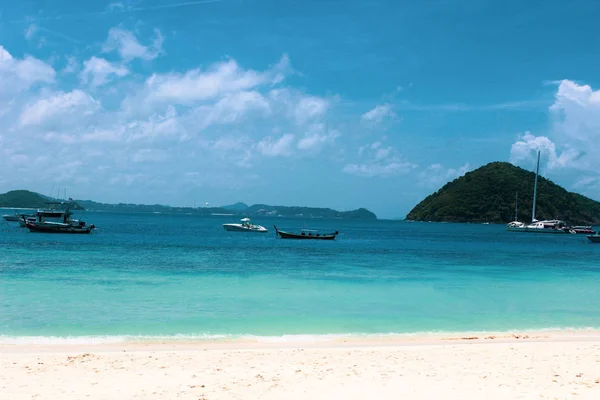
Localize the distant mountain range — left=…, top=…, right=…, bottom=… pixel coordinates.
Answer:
left=406, top=162, right=600, bottom=225
left=0, top=190, right=377, bottom=220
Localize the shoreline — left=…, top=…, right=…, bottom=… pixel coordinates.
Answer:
left=3, top=329, right=600, bottom=352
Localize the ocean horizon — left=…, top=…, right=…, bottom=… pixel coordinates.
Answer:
left=2, top=210, right=600, bottom=344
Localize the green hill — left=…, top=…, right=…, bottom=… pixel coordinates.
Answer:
left=0, top=190, right=84, bottom=210
left=406, top=162, right=600, bottom=225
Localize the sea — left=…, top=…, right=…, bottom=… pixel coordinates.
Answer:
left=2, top=210, right=600, bottom=344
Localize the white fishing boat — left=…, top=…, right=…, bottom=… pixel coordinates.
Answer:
left=223, top=218, right=268, bottom=233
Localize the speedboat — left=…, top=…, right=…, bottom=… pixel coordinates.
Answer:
left=587, top=233, right=600, bottom=243
left=2, top=214, right=21, bottom=222
left=568, top=226, right=596, bottom=234
left=223, top=218, right=267, bottom=233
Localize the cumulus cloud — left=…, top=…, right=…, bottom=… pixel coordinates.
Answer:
left=509, top=132, right=579, bottom=169
left=80, top=56, right=129, bottom=87
left=125, top=54, right=291, bottom=110
left=297, top=124, right=340, bottom=152
left=0, top=45, right=55, bottom=94
left=508, top=79, right=600, bottom=197
left=511, top=80, right=600, bottom=172
left=102, top=27, right=164, bottom=61
left=0, top=28, right=338, bottom=201
left=19, top=90, right=99, bottom=129
left=256, top=134, right=295, bottom=157
left=343, top=141, right=415, bottom=177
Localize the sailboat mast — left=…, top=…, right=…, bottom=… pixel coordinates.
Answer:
left=514, top=192, right=518, bottom=221
left=531, top=151, right=540, bottom=223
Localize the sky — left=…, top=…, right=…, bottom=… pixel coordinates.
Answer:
left=1, top=0, right=600, bottom=219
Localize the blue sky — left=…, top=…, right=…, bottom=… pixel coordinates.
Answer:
left=1, top=0, right=600, bottom=218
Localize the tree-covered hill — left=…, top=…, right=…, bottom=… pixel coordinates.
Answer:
left=406, top=162, right=600, bottom=225
left=0, top=190, right=84, bottom=210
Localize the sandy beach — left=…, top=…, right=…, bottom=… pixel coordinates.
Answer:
left=2, top=332, right=600, bottom=400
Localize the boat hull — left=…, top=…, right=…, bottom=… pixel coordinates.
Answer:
left=223, top=224, right=267, bottom=233
left=506, top=227, right=568, bottom=234
left=274, top=226, right=338, bottom=240
left=2, top=215, right=20, bottom=222
left=26, top=222, right=93, bottom=234
left=587, top=235, right=600, bottom=243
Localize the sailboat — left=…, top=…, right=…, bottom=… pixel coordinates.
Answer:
left=506, top=151, right=569, bottom=234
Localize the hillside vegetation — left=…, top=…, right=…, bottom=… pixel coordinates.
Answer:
left=406, top=162, right=600, bottom=225
left=0, top=190, right=83, bottom=210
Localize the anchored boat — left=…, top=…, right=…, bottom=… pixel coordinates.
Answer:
left=506, top=152, right=593, bottom=234
left=274, top=225, right=338, bottom=240
left=26, top=203, right=95, bottom=234
left=223, top=218, right=268, bottom=233
left=587, top=234, right=600, bottom=243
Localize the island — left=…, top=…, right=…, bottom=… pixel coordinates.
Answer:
left=0, top=190, right=84, bottom=210
left=0, top=190, right=377, bottom=220
left=406, top=161, right=600, bottom=225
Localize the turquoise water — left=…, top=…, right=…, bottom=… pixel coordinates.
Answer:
left=2, top=210, right=600, bottom=342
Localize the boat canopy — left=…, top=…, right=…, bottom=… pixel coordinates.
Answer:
left=241, top=218, right=250, bottom=222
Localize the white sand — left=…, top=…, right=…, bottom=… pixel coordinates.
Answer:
left=2, top=332, right=600, bottom=399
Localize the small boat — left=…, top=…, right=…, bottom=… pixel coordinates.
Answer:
left=26, top=204, right=95, bottom=234
left=274, top=225, right=338, bottom=240
left=587, top=234, right=600, bottom=243
left=223, top=218, right=267, bottom=233
left=568, top=226, right=596, bottom=235
left=2, top=214, right=21, bottom=222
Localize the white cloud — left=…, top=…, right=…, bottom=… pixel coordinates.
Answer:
left=418, top=163, right=470, bottom=188
left=268, top=88, right=334, bottom=126
left=294, top=96, right=329, bottom=125
left=80, top=56, right=129, bottom=87
left=343, top=140, right=415, bottom=177
left=508, top=79, right=600, bottom=196
left=0, top=29, right=341, bottom=202
left=361, top=103, right=396, bottom=126
left=127, top=106, right=185, bottom=141
left=509, top=132, right=578, bottom=169
left=0, top=45, right=55, bottom=94
left=102, top=27, right=164, bottom=61
left=257, top=133, right=295, bottom=157
left=297, top=123, right=340, bottom=152
left=190, top=91, right=271, bottom=129
left=130, top=54, right=290, bottom=109
left=19, top=90, right=99, bottom=126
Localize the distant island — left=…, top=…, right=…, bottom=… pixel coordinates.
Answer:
left=0, top=190, right=84, bottom=210
left=0, top=190, right=377, bottom=220
left=406, top=161, right=600, bottom=225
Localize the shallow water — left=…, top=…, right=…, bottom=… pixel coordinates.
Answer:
left=2, top=210, right=600, bottom=343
